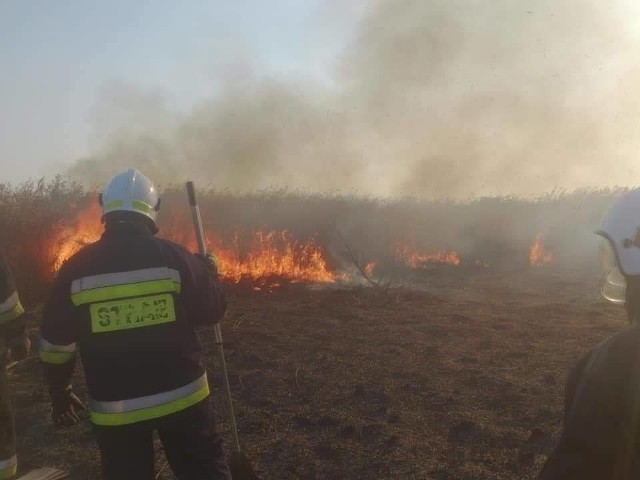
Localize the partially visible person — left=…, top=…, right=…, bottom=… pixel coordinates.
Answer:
left=40, top=168, right=231, bottom=480
left=540, top=188, right=640, bottom=479
left=0, top=254, right=28, bottom=480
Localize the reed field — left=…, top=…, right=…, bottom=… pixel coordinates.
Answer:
left=4, top=180, right=630, bottom=478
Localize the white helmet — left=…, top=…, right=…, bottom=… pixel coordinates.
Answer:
left=595, top=188, right=640, bottom=304
left=99, top=168, right=160, bottom=224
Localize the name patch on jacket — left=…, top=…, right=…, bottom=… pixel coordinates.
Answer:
left=90, top=293, right=176, bottom=333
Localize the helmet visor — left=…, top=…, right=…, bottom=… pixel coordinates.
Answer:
left=600, top=238, right=626, bottom=304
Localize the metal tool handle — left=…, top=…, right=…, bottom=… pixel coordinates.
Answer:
left=186, top=181, right=241, bottom=453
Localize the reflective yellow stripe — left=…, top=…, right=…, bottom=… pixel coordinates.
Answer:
left=39, top=339, right=77, bottom=364
left=105, top=200, right=124, bottom=210
left=0, top=292, right=20, bottom=313
left=90, top=382, right=209, bottom=426
left=0, top=467, right=16, bottom=480
left=0, top=456, right=17, bottom=480
left=71, top=279, right=181, bottom=306
left=0, top=465, right=16, bottom=480
left=132, top=200, right=153, bottom=214
left=40, top=350, right=76, bottom=364
left=0, top=302, right=23, bottom=325
left=71, top=268, right=181, bottom=306
left=72, top=268, right=180, bottom=293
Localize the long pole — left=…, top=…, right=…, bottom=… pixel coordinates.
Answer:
left=186, top=181, right=241, bottom=453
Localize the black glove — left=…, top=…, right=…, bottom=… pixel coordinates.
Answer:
left=8, top=333, right=30, bottom=362
left=0, top=319, right=28, bottom=362
left=197, top=252, right=219, bottom=275
left=50, top=385, right=85, bottom=427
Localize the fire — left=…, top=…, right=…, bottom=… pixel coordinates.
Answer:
left=208, top=230, right=334, bottom=284
left=395, top=242, right=461, bottom=268
left=529, top=233, right=554, bottom=267
left=364, top=262, right=376, bottom=276
left=405, top=251, right=461, bottom=268
left=51, top=204, right=334, bottom=285
left=52, top=203, right=103, bottom=271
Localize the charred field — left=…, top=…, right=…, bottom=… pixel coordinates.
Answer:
left=1, top=180, right=630, bottom=479
left=10, top=267, right=623, bottom=479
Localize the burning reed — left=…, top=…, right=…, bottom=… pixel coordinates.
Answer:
left=0, top=178, right=624, bottom=304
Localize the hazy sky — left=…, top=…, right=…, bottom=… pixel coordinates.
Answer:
left=4, top=1, right=640, bottom=198
left=0, top=1, right=363, bottom=182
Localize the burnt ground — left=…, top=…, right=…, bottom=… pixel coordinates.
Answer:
left=8, top=266, right=624, bottom=479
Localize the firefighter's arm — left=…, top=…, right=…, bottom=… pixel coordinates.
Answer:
left=540, top=389, right=620, bottom=478
left=41, top=264, right=85, bottom=426
left=3, top=317, right=29, bottom=362
left=182, top=251, right=228, bottom=327
left=562, top=351, right=591, bottom=426
left=0, top=256, right=28, bottom=361
left=40, top=264, right=78, bottom=393
left=539, top=344, right=631, bottom=479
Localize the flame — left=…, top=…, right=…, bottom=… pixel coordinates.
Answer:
left=364, top=262, right=376, bottom=276
left=52, top=203, right=103, bottom=271
left=395, top=242, right=461, bottom=268
left=208, top=230, right=334, bottom=284
left=529, top=233, right=554, bottom=266
left=405, top=251, right=461, bottom=268
left=51, top=204, right=334, bottom=284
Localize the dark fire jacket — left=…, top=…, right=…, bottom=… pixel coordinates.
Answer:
left=40, top=221, right=227, bottom=427
left=540, top=326, right=640, bottom=480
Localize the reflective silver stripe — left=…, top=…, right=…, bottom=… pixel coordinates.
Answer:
left=71, top=267, right=181, bottom=294
left=89, top=373, right=207, bottom=414
left=0, top=292, right=18, bottom=314
left=39, top=338, right=76, bottom=353
left=0, top=455, right=16, bottom=471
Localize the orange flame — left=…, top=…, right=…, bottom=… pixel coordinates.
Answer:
left=529, top=234, right=554, bottom=266
left=395, top=242, right=461, bottom=268
left=51, top=203, right=103, bottom=271
left=406, top=251, right=461, bottom=268
left=208, top=230, right=334, bottom=284
left=364, top=262, right=376, bottom=276
left=51, top=204, right=334, bottom=284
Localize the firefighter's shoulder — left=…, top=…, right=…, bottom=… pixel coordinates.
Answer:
left=578, top=326, right=640, bottom=381
left=153, top=236, right=199, bottom=263
left=54, top=240, right=102, bottom=276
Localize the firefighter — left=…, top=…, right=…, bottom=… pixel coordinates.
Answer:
left=0, top=255, right=28, bottom=480
left=540, top=188, right=640, bottom=479
left=40, top=168, right=231, bottom=480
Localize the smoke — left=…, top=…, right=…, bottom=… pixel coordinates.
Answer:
left=68, top=0, right=640, bottom=199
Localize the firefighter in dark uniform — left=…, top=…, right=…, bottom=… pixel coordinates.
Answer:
left=40, top=168, right=232, bottom=480
left=540, top=188, right=640, bottom=479
left=0, top=255, right=28, bottom=480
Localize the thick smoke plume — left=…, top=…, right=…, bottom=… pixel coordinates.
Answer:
left=68, top=0, right=640, bottom=199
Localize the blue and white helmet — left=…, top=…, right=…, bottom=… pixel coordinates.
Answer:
left=99, top=168, right=160, bottom=224
left=595, top=189, right=640, bottom=304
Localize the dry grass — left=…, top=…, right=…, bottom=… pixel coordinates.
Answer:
left=0, top=179, right=625, bottom=304
left=1, top=182, right=627, bottom=477
left=10, top=267, right=622, bottom=479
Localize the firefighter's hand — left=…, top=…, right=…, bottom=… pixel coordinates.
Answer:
left=51, top=385, right=85, bottom=427
left=197, top=252, right=219, bottom=275
left=8, top=334, right=30, bottom=362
